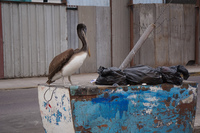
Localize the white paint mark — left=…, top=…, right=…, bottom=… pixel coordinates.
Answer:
left=131, top=100, right=137, bottom=106
left=166, top=121, right=173, bottom=126
left=149, top=86, right=162, bottom=92
left=143, top=103, right=151, bottom=106
left=127, top=94, right=137, bottom=99
left=116, top=88, right=125, bottom=94
left=182, top=95, right=194, bottom=104
left=144, top=97, right=158, bottom=102
left=188, top=85, right=197, bottom=97
left=145, top=109, right=152, bottom=114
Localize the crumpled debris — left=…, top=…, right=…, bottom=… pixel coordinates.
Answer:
left=156, top=65, right=189, bottom=85
left=95, top=66, right=127, bottom=85
left=95, top=65, right=189, bottom=86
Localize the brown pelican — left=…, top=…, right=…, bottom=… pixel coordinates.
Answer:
left=46, top=23, right=90, bottom=85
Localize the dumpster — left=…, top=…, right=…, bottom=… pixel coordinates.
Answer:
left=38, top=81, right=198, bottom=133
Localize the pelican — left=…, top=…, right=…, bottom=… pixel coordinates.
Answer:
left=46, top=23, right=90, bottom=85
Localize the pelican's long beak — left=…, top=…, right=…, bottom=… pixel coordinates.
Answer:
left=88, top=47, right=91, bottom=57
left=84, top=28, right=87, bottom=35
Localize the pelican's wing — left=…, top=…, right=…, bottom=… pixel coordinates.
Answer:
left=48, top=48, right=74, bottom=80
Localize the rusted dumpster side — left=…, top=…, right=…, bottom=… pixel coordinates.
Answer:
left=38, top=81, right=198, bottom=133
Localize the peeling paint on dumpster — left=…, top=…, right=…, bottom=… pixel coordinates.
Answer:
left=38, top=86, right=75, bottom=133
left=71, top=83, right=198, bottom=133
left=38, top=82, right=198, bottom=133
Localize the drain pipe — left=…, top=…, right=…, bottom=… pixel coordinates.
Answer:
left=0, top=3, right=4, bottom=79
left=195, top=0, right=200, bottom=65
left=128, top=0, right=134, bottom=66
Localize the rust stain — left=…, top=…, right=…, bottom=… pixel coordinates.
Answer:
left=71, top=95, right=97, bottom=101
left=137, top=124, right=143, bottom=130
left=172, top=101, right=176, bottom=107
left=98, top=124, right=108, bottom=129
left=173, top=94, right=178, bottom=99
left=175, top=99, right=196, bottom=131
left=154, top=119, right=159, bottom=124
left=76, top=126, right=92, bottom=133
left=166, top=129, right=172, bottom=132
left=161, top=84, right=173, bottom=92
left=121, top=126, right=127, bottom=130
left=76, top=126, right=84, bottom=131
left=189, top=90, right=193, bottom=95
left=180, top=90, right=185, bottom=94
left=141, top=87, right=149, bottom=91
left=180, top=84, right=189, bottom=89
left=123, top=87, right=128, bottom=91
left=177, top=100, right=196, bottom=116
left=162, top=99, right=170, bottom=107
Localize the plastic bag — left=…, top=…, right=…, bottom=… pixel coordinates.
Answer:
left=95, top=65, right=189, bottom=86
left=124, top=65, right=163, bottom=85
left=156, top=65, right=189, bottom=85
left=95, top=66, right=127, bottom=85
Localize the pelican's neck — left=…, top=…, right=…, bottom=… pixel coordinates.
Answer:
left=77, top=30, right=87, bottom=52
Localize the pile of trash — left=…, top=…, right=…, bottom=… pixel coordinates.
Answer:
left=95, top=65, right=189, bottom=86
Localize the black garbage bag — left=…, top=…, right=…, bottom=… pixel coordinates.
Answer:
left=95, top=65, right=189, bottom=86
left=156, top=65, right=189, bottom=85
left=95, top=66, right=127, bottom=85
left=124, top=65, right=163, bottom=85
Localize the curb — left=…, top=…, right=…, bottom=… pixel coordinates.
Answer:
left=189, top=72, right=200, bottom=76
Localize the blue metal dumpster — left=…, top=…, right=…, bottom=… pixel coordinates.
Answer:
left=38, top=81, right=198, bottom=133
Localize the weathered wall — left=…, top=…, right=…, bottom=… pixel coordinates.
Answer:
left=199, top=5, right=200, bottom=65
left=2, top=3, right=68, bottom=78
left=0, top=2, right=197, bottom=78
left=133, top=4, right=196, bottom=67
left=1, top=2, right=112, bottom=78
left=111, top=0, right=130, bottom=67
left=0, top=3, right=3, bottom=78
left=78, top=6, right=111, bottom=73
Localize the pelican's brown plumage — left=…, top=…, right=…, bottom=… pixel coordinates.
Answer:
left=46, top=23, right=90, bottom=85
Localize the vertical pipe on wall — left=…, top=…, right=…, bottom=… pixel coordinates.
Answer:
left=129, top=0, right=134, bottom=66
left=110, top=0, right=113, bottom=66
left=0, top=3, right=4, bottom=79
left=195, top=0, right=200, bottom=64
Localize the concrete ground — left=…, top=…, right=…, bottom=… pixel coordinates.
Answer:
left=0, top=66, right=200, bottom=132
left=0, top=73, right=98, bottom=90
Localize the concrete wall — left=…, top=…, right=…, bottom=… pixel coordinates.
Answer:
left=133, top=4, right=196, bottom=67
left=0, top=2, right=197, bottom=78
left=1, top=3, right=68, bottom=78
left=111, top=0, right=130, bottom=67
left=78, top=6, right=111, bottom=73
left=1, top=2, right=112, bottom=78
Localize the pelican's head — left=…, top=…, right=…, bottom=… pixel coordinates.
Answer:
left=77, top=23, right=90, bottom=57
left=77, top=23, right=87, bottom=36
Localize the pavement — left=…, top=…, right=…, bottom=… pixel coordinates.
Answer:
left=0, top=73, right=98, bottom=90
left=0, top=66, right=200, bottom=90
left=0, top=66, right=200, bottom=132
